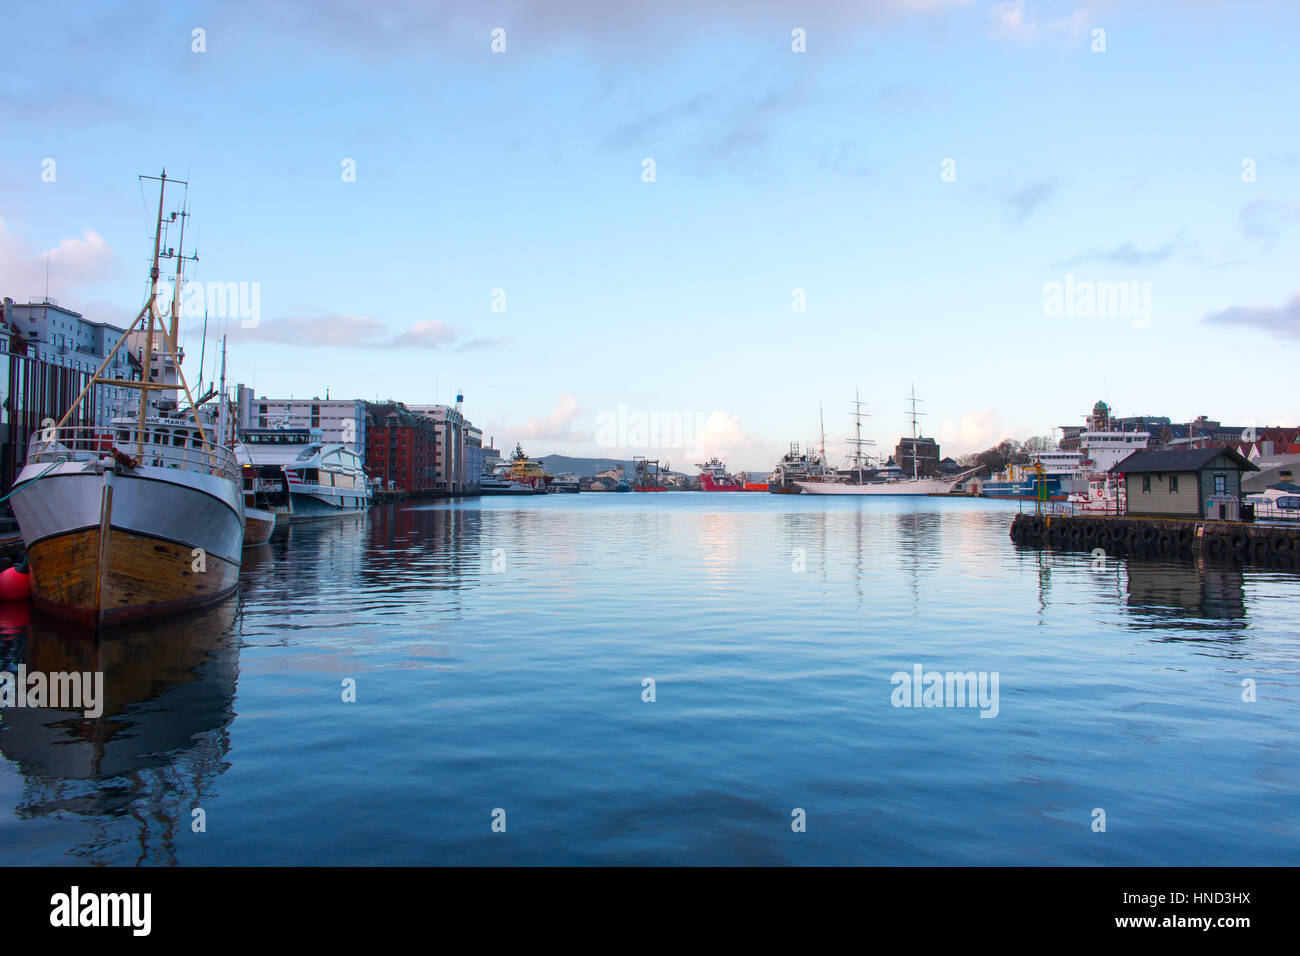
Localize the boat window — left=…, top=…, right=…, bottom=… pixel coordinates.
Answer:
left=116, top=429, right=130, bottom=442
left=173, top=430, right=188, bottom=447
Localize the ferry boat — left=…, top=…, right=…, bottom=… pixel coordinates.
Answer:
left=239, top=427, right=370, bottom=518
left=7, top=171, right=245, bottom=626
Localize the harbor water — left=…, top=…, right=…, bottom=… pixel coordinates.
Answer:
left=1, top=495, right=1296, bottom=865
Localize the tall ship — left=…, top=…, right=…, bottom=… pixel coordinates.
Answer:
left=796, top=387, right=976, bottom=495
left=7, top=171, right=246, bottom=626
left=238, top=426, right=371, bottom=518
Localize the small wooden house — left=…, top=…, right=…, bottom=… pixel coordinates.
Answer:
left=1113, top=446, right=1258, bottom=520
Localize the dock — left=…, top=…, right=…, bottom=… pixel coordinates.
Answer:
left=1010, top=512, right=1300, bottom=566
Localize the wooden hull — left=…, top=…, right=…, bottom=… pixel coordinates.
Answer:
left=27, top=526, right=239, bottom=627
left=10, top=462, right=244, bottom=629
left=243, top=507, right=277, bottom=546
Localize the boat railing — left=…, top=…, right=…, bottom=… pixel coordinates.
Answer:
left=26, top=426, right=242, bottom=483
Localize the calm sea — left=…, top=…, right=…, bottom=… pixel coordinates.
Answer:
left=1, top=495, right=1296, bottom=865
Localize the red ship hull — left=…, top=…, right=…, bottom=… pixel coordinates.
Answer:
left=699, top=473, right=766, bottom=492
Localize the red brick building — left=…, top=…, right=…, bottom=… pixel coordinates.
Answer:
left=364, top=402, right=438, bottom=494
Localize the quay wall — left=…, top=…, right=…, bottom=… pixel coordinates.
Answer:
left=1010, top=513, right=1300, bottom=566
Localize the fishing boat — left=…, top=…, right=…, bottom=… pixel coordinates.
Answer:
left=7, top=171, right=245, bottom=626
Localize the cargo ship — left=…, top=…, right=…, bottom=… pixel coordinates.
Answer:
left=697, top=457, right=766, bottom=492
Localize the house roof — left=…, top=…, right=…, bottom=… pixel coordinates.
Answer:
left=1111, top=445, right=1259, bottom=474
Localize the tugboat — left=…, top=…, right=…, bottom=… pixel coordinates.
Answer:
left=7, top=171, right=245, bottom=626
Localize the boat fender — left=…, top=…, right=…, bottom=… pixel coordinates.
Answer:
left=0, top=565, right=31, bottom=602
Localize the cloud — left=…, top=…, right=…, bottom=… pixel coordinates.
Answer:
left=1054, top=230, right=1194, bottom=268
left=1005, top=180, right=1056, bottom=223
left=986, top=1, right=1094, bottom=42
left=0, top=219, right=119, bottom=301
left=1202, top=291, right=1300, bottom=341
left=232, top=313, right=484, bottom=350
left=936, top=409, right=1019, bottom=457
left=496, top=394, right=585, bottom=445
left=244, top=0, right=974, bottom=60
left=388, top=319, right=457, bottom=348
left=1239, top=197, right=1300, bottom=245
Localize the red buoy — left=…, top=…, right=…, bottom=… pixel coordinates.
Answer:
left=0, top=566, right=31, bottom=602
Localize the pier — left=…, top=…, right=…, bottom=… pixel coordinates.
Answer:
left=1010, top=512, right=1300, bottom=566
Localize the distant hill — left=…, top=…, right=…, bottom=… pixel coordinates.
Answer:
left=539, top=455, right=691, bottom=479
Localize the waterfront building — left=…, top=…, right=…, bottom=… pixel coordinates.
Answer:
left=363, top=402, right=437, bottom=494
left=235, top=385, right=366, bottom=454
left=895, top=436, right=940, bottom=478
left=1114, top=446, right=1257, bottom=521
left=408, top=404, right=467, bottom=495
left=3, top=296, right=138, bottom=427
left=465, top=425, right=482, bottom=493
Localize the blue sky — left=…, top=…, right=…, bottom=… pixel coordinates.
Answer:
left=2, top=0, right=1297, bottom=470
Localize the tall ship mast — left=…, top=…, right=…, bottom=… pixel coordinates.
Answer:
left=796, top=386, right=979, bottom=495
left=844, top=387, right=876, bottom=483
left=7, top=171, right=246, bottom=626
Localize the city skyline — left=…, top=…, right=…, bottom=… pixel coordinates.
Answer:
left=3, top=0, right=1297, bottom=470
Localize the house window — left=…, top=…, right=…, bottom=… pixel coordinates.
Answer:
left=1213, top=474, right=1226, bottom=494
left=1142, top=476, right=1151, bottom=493
left=1169, top=475, right=1179, bottom=493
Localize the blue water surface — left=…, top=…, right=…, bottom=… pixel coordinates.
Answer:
left=0, top=495, right=1296, bottom=865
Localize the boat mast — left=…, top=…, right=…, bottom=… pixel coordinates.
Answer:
left=219, top=334, right=228, bottom=443
left=136, top=172, right=169, bottom=458
left=846, top=388, right=874, bottom=479
left=906, top=384, right=926, bottom=480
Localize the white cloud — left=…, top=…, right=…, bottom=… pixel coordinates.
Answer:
left=0, top=219, right=118, bottom=301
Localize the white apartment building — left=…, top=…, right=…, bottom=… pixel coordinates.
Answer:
left=3, top=297, right=137, bottom=426
left=235, top=384, right=366, bottom=453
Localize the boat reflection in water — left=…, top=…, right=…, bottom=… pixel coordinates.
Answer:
left=0, top=598, right=240, bottom=865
